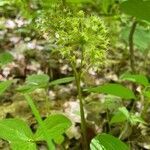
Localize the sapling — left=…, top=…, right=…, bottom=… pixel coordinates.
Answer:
left=36, top=3, right=109, bottom=149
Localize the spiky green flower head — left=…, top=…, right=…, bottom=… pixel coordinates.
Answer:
left=37, top=10, right=109, bottom=71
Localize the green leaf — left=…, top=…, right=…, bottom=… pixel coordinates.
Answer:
left=90, top=133, right=129, bottom=150
left=34, top=114, right=71, bottom=141
left=49, top=77, right=75, bottom=86
left=121, top=26, right=150, bottom=51
left=129, top=114, right=146, bottom=125
left=110, top=107, right=146, bottom=125
left=17, top=74, right=49, bottom=93
left=10, top=141, right=36, bottom=150
left=0, top=52, right=14, bottom=66
left=0, top=119, right=35, bottom=148
left=85, top=83, right=136, bottom=100
left=53, top=135, right=64, bottom=145
left=110, top=107, right=130, bottom=124
left=144, top=91, right=150, bottom=98
left=120, top=0, right=150, bottom=22
left=120, top=73, right=149, bottom=86
left=0, top=80, right=12, bottom=95
left=17, top=84, right=38, bottom=93
left=103, top=96, right=122, bottom=111
left=26, top=74, right=49, bottom=86
left=102, top=0, right=114, bottom=14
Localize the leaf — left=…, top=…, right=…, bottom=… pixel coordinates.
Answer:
left=103, top=96, right=122, bottom=111
left=85, top=83, right=136, bottom=100
left=90, top=133, right=129, bottom=150
left=0, top=52, right=14, bottom=66
left=17, top=74, right=49, bottom=93
left=26, top=74, right=49, bottom=86
left=120, top=0, right=150, bottom=22
left=110, top=107, right=130, bottom=124
left=121, top=26, right=150, bottom=51
left=110, top=107, right=146, bottom=125
left=129, top=114, right=146, bottom=125
left=49, top=77, right=75, bottom=86
left=53, top=135, right=64, bottom=145
left=10, top=141, right=36, bottom=150
left=102, top=0, right=114, bottom=14
left=144, top=91, right=150, bottom=98
left=0, top=119, right=33, bottom=141
left=34, top=114, right=72, bottom=141
left=0, top=118, right=37, bottom=149
left=120, top=73, right=149, bottom=86
left=0, top=80, right=12, bottom=95
left=17, top=84, right=38, bottom=93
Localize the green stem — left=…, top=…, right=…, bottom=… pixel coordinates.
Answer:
left=141, top=88, right=150, bottom=117
left=119, top=122, right=129, bottom=139
left=24, top=94, right=55, bottom=150
left=73, top=69, right=88, bottom=150
left=129, top=20, right=137, bottom=73
left=106, top=109, right=111, bottom=132
left=143, top=49, right=149, bottom=72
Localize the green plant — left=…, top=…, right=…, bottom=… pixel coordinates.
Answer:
left=120, top=0, right=150, bottom=73
left=0, top=74, right=72, bottom=150
left=86, top=72, right=149, bottom=147
left=120, top=73, right=150, bottom=117
left=0, top=114, right=71, bottom=150
left=35, top=2, right=109, bottom=149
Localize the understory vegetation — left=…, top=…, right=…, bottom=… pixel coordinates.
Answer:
left=0, top=0, right=150, bottom=150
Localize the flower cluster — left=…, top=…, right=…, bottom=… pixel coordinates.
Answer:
left=36, top=8, right=109, bottom=71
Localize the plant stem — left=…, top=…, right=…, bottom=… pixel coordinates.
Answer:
left=70, top=45, right=88, bottom=149
left=119, top=122, right=129, bottom=139
left=143, top=49, right=149, bottom=72
left=106, top=109, right=111, bottom=132
left=24, top=94, right=55, bottom=150
left=73, top=68, right=88, bottom=150
left=128, top=20, right=137, bottom=111
left=129, top=20, right=137, bottom=73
